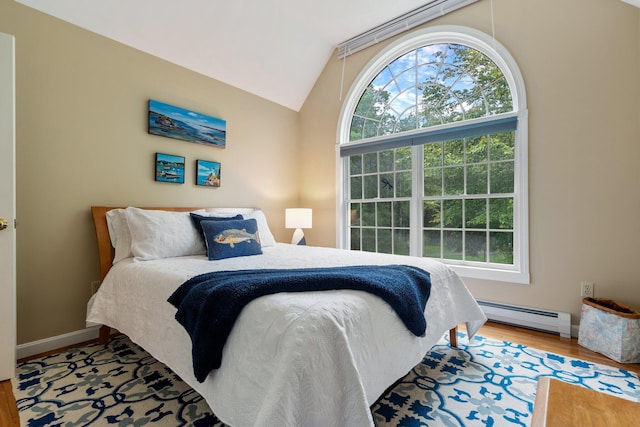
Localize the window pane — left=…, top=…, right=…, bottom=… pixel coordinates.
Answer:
left=465, top=199, right=486, bottom=229
left=443, top=199, right=462, bottom=228
left=443, top=231, right=463, bottom=260
left=423, top=230, right=441, bottom=257
left=350, top=155, right=363, bottom=175
left=393, top=229, right=410, bottom=255
left=424, top=142, right=443, bottom=167
left=466, top=136, right=488, bottom=164
left=364, top=152, right=378, bottom=173
left=490, top=131, right=515, bottom=161
left=385, top=81, right=400, bottom=102
left=349, top=203, right=361, bottom=226
left=486, top=75, right=513, bottom=114
left=393, top=201, right=410, bottom=227
left=465, top=231, right=487, bottom=262
left=362, top=203, right=376, bottom=226
left=396, top=108, right=418, bottom=132
left=490, top=161, right=514, bottom=194
left=443, top=166, right=464, bottom=195
left=364, top=175, right=379, bottom=199
left=463, top=93, right=488, bottom=120
left=377, top=228, right=393, bottom=254
left=395, top=171, right=412, bottom=197
left=354, top=86, right=377, bottom=117
left=423, top=200, right=441, bottom=228
left=362, top=228, right=377, bottom=252
left=424, top=168, right=442, bottom=196
left=350, top=228, right=361, bottom=250
left=466, top=164, right=488, bottom=195
left=350, top=116, right=365, bottom=142
left=362, top=119, right=379, bottom=139
left=396, top=72, right=416, bottom=100
left=377, top=202, right=392, bottom=227
left=489, top=197, right=513, bottom=229
left=395, top=147, right=412, bottom=170
left=440, top=96, right=464, bottom=124
left=444, top=139, right=464, bottom=165
left=350, top=176, right=362, bottom=199
left=490, top=231, right=513, bottom=264
left=379, top=150, right=394, bottom=172
left=372, top=68, right=393, bottom=89
left=380, top=174, right=394, bottom=198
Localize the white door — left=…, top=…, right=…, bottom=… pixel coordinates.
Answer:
left=0, top=32, right=16, bottom=381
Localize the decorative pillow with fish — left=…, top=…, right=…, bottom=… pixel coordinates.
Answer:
left=200, top=218, right=263, bottom=260
left=189, top=213, right=243, bottom=245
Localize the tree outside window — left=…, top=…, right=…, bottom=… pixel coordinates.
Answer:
left=340, top=28, right=528, bottom=283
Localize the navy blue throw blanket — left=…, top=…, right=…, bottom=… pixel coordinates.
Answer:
left=167, top=265, right=432, bottom=382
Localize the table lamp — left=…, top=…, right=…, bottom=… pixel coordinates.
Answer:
left=285, top=208, right=312, bottom=245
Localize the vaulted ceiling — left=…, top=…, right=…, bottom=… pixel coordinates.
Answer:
left=16, top=0, right=435, bottom=111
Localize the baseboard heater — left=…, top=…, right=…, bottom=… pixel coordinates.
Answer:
left=477, top=300, right=571, bottom=338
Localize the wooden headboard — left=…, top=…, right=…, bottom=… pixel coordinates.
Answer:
left=91, top=206, right=203, bottom=282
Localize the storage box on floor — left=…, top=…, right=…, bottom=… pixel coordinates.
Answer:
left=578, top=297, right=640, bottom=363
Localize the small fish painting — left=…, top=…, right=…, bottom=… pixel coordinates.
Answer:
left=214, top=229, right=260, bottom=248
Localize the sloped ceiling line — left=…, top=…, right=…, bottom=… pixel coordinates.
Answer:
left=16, top=0, right=465, bottom=111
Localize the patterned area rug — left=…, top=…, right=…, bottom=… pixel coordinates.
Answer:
left=12, top=333, right=640, bottom=426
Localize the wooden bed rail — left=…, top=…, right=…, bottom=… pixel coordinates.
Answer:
left=449, top=326, right=458, bottom=348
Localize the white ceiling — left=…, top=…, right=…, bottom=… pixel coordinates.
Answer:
left=16, top=0, right=434, bottom=111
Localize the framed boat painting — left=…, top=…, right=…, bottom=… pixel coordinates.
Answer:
left=148, top=99, right=226, bottom=148
left=155, top=153, right=185, bottom=184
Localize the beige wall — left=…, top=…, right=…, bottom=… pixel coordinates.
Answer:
left=1, top=2, right=300, bottom=343
left=300, top=0, right=640, bottom=326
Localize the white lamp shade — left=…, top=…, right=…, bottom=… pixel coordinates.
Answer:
left=285, top=208, right=312, bottom=229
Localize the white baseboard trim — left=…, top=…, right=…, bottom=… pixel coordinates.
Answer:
left=17, top=326, right=101, bottom=360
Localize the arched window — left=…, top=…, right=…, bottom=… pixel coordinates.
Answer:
left=337, top=26, right=529, bottom=284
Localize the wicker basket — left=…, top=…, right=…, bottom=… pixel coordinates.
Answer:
left=578, top=297, right=640, bottom=363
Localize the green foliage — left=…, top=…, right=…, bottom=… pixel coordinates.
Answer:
left=349, top=43, right=513, bottom=143
left=347, top=42, right=516, bottom=265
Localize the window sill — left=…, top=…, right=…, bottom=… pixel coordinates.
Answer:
left=447, top=264, right=530, bottom=284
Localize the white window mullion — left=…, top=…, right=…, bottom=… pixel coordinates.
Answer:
left=410, top=144, right=423, bottom=256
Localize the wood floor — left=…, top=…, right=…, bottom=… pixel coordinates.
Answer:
left=1, top=321, right=639, bottom=426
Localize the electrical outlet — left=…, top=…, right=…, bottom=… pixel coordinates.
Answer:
left=90, top=280, right=101, bottom=295
left=580, top=281, right=594, bottom=298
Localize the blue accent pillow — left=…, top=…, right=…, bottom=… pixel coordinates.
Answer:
left=190, top=213, right=243, bottom=244
left=201, top=218, right=262, bottom=260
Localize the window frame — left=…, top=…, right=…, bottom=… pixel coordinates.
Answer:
left=336, top=25, right=529, bottom=284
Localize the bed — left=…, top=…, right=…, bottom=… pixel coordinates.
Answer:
left=86, top=206, right=487, bottom=427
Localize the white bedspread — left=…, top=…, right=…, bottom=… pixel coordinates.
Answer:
left=87, top=244, right=486, bottom=427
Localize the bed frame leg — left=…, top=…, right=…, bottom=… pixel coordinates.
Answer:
left=98, top=325, right=111, bottom=345
left=449, top=326, right=458, bottom=348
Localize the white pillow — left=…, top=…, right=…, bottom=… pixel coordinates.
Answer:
left=204, top=208, right=276, bottom=247
left=125, top=207, right=206, bottom=261
left=242, top=210, right=276, bottom=247
left=105, top=208, right=133, bottom=264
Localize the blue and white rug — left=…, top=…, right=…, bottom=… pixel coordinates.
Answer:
left=371, top=333, right=640, bottom=426
left=12, top=333, right=640, bottom=426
